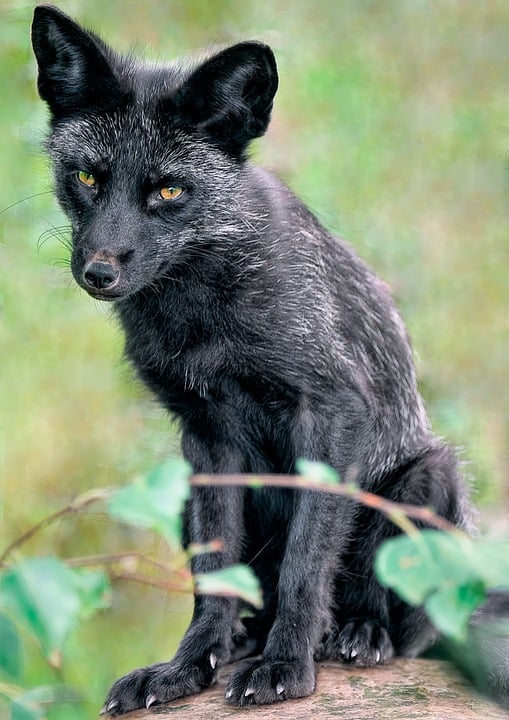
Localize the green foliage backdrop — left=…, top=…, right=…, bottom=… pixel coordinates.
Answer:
left=1, top=1, right=508, bottom=716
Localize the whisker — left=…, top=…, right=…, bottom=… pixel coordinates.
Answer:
left=37, top=225, right=72, bottom=252
left=0, top=190, right=54, bottom=216
left=50, top=257, right=72, bottom=269
left=59, top=270, right=73, bottom=286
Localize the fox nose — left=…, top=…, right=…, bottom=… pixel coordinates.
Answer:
left=83, top=261, right=120, bottom=290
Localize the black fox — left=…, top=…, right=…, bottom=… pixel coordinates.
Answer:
left=31, top=5, right=503, bottom=716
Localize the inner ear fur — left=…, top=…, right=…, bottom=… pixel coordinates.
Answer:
left=173, top=41, right=279, bottom=156
left=31, top=4, right=123, bottom=116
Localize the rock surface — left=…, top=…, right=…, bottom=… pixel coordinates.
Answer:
left=112, top=658, right=508, bottom=719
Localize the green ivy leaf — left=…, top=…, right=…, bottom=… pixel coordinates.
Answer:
left=10, top=686, right=56, bottom=720
left=425, top=582, right=486, bottom=641
left=0, top=613, right=22, bottom=681
left=0, top=560, right=110, bottom=667
left=375, top=532, right=442, bottom=605
left=72, top=569, right=111, bottom=621
left=296, top=459, right=340, bottom=485
left=107, top=459, right=191, bottom=546
left=11, top=701, right=42, bottom=720
left=468, top=539, right=509, bottom=587
left=373, top=530, right=509, bottom=642
left=195, top=564, right=263, bottom=609
left=375, top=531, right=480, bottom=605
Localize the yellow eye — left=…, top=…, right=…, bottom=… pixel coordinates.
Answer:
left=77, top=170, right=96, bottom=187
left=159, top=186, right=183, bottom=201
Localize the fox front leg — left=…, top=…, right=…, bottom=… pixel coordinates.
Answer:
left=103, top=434, right=245, bottom=715
left=225, top=488, right=353, bottom=706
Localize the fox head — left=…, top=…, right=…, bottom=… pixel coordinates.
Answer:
left=31, top=5, right=278, bottom=300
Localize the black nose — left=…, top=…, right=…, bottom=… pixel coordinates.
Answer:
left=83, top=261, right=120, bottom=290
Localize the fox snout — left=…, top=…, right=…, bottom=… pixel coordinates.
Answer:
left=74, top=243, right=164, bottom=301
left=77, top=252, right=128, bottom=300
left=83, top=259, right=120, bottom=291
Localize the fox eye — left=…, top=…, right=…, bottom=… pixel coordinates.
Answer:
left=77, top=170, right=96, bottom=187
left=159, top=186, right=183, bottom=201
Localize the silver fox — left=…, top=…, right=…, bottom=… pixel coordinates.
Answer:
left=31, top=4, right=508, bottom=715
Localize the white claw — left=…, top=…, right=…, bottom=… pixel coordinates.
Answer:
left=225, top=689, right=233, bottom=699
left=209, top=653, right=217, bottom=669
left=350, top=648, right=358, bottom=658
left=146, top=694, right=158, bottom=709
left=375, top=650, right=381, bottom=663
left=276, top=682, right=285, bottom=695
left=244, top=687, right=256, bottom=697
left=105, top=700, right=118, bottom=714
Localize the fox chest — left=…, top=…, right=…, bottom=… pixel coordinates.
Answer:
left=117, top=290, right=248, bottom=395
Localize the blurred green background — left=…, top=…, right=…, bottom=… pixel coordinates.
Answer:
left=1, top=0, right=508, bottom=716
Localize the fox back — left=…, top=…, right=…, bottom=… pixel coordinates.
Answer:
left=32, top=5, right=476, bottom=716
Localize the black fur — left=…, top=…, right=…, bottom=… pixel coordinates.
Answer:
left=32, top=5, right=490, bottom=715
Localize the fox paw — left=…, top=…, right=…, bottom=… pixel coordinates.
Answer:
left=101, top=652, right=220, bottom=716
left=225, top=658, right=316, bottom=706
left=336, top=619, right=394, bottom=666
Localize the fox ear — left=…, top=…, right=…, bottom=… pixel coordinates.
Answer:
left=174, top=42, right=278, bottom=156
left=31, top=5, right=123, bottom=117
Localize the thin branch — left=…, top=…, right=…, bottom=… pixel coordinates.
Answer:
left=65, top=552, right=193, bottom=592
left=0, top=490, right=109, bottom=567
left=0, top=472, right=457, bottom=570
left=64, top=551, right=170, bottom=574
left=0, top=681, right=24, bottom=700
left=190, top=474, right=458, bottom=533
left=110, top=570, right=192, bottom=593
left=0, top=505, right=74, bottom=567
